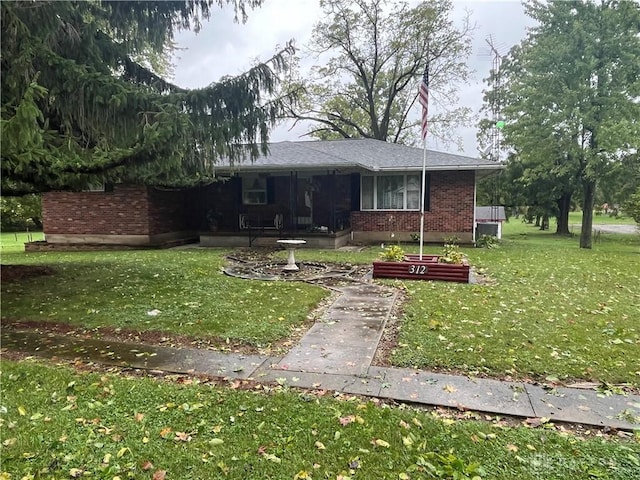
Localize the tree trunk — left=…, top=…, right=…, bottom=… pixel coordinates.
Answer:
left=556, top=193, right=572, bottom=235
left=535, top=215, right=541, bottom=227
left=580, top=180, right=597, bottom=249
left=540, top=215, right=549, bottom=230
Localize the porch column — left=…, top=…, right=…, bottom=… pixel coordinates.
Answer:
left=289, top=171, right=298, bottom=234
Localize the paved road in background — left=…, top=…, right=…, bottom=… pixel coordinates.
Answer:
left=571, top=224, right=638, bottom=234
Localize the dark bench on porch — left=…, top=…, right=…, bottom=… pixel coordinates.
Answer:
left=239, top=213, right=284, bottom=246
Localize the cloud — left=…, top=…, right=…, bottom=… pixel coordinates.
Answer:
left=172, top=0, right=536, bottom=156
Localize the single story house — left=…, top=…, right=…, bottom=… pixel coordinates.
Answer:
left=41, top=139, right=503, bottom=249
left=475, top=205, right=507, bottom=239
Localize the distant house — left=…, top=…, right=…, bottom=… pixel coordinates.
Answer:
left=41, top=139, right=503, bottom=249
left=475, top=206, right=507, bottom=239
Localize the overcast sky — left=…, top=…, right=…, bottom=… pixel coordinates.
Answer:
left=172, top=0, right=537, bottom=157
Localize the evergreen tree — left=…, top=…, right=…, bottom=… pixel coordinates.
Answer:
left=1, top=1, right=296, bottom=195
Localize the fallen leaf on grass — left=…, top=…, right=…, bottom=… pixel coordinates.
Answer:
left=116, top=447, right=130, bottom=458
left=174, top=432, right=192, bottom=442
left=524, top=417, right=551, bottom=428
left=506, top=444, right=519, bottom=453
left=315, top=441, right=326, bottom=450
left=340, top=415, right=355, bottom=426
left=263, top=453, right=282, bottom=463
left=152, top=470, right=166, bottom=480
left=141, top=461, right=154, bottom=471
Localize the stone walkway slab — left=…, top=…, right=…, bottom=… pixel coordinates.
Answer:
left=254, top=368, right=382, bottom=396
left=276, top=284, right=397, bottom=375
left=1, top=330, right=270, bottom=380
left=526, top=384, right=640, bottom=429
left=368, top=367, right=536, bottom=418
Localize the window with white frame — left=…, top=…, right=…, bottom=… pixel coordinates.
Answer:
left=361, top=174, right=426, bottom=210
left=242, top=176, right=267, bottom=205
left=82, top=182, right=113, bottom=192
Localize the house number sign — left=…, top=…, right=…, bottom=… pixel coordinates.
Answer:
left=408, top=264, right=428, bottom=275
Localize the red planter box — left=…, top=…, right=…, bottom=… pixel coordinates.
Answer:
left=372, top=255, right=470, bottom=283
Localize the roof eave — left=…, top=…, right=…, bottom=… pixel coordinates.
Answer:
left=374, top=164, right=505, bottom=172
left=213, top=163, right=504, bottom=174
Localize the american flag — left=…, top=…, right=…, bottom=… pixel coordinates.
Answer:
left=418, top=62, right=429, bottom=140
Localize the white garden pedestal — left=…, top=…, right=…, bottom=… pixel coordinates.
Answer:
left=277, top=239, right=307, bottom=271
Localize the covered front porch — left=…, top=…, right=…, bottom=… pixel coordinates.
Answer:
left=195, top=169, right=358, bottom=248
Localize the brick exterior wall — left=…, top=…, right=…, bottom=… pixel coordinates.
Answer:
left=43, top=185, right=151, bottom=235
left=351, top=171, right=475, bottom=236
left=42, top=185, right=197, bottom=241
left=41, top=170, right=476, bottom=246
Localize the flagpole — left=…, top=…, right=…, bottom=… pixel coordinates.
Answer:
left=418, top=53, right=429, bottom=261
left=419, top=138, right=427, bottom=260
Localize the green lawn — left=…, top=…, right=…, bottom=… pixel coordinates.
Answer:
left=0, top=231, right=44, bottom=254
left=0, top=249, right=326, bottom=347
left=1, top=359, right=638, bottom=480
left=390, top=222, right=640, bottom=385
left=2, top=225, right=639, bottom=384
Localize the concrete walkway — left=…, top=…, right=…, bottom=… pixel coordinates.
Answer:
left=2, top=271, right=639, bottom=431
left=277, top=282, right=397, bottom=375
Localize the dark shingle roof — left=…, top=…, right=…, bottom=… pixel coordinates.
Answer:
left=216, top=138, right=502, bottom=173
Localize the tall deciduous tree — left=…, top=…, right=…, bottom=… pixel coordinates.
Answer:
left=598, top=151, right=640, bottom=209
left=286, top=0, right=473, bottom=146
left=494, top=0, right=640, bottom=248
left=1, top=0, right=296, bottom=195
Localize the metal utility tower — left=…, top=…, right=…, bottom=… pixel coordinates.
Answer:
left=480, top=35, right=508, bottom=223
left=484, top=35, right=506, bottom=163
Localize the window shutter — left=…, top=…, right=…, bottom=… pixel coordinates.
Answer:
left=423, top=174, right=431, bottom=211
left=350, top=173, right=360, bottom=211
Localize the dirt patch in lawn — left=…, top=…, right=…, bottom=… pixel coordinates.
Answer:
left=0, top=286, right=339, bottom=357
left=1, top=264, right=56, bottom=283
